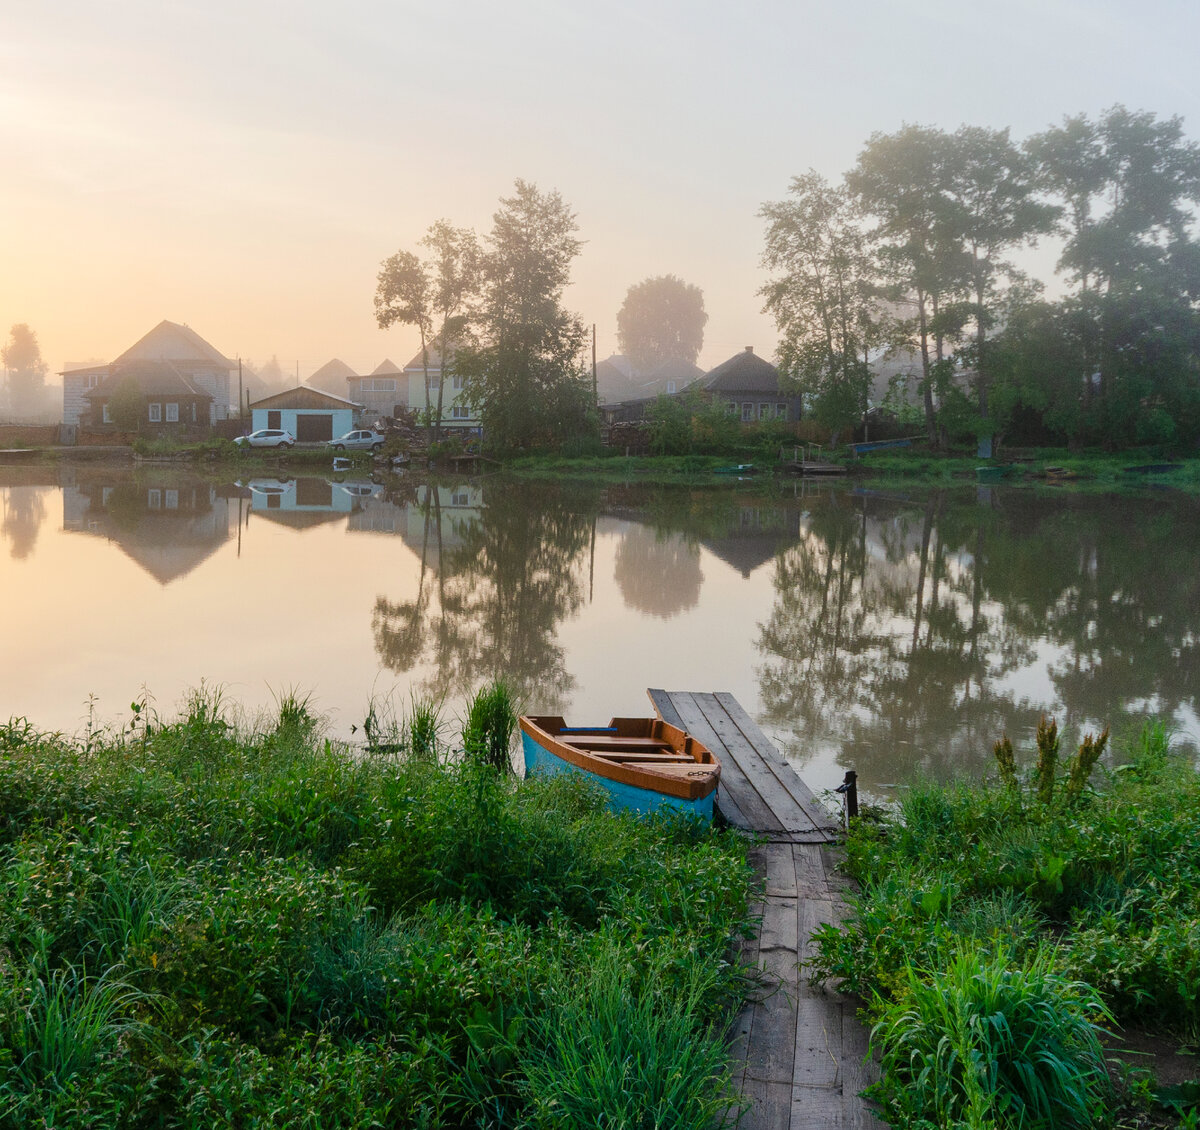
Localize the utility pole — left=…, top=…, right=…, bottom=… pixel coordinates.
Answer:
left=592, top=323, right=598, bottom=408
left=237, top=358, right=243, bottom=422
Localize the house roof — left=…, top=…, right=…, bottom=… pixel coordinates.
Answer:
left=371, top=359, right=402, bottom=375
left=84, top=360, right=214, bottom=400
left=693, top=347, right=784, bottom=394
left=306, top=358, right=359, bottom=394
left=647, top=356, right=704, bottom=384
left=249, top=385, right=361, bottom=410
left=113, top=320, right=234, bottom=369
left=403, top=343, right=446, bottom=371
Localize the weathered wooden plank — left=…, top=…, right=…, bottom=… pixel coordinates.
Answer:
left=666, top=692, right=782, bottom=832
left=794, top=842, right=830, bottom=900
left=694, top=692, right=810, bottom=822
left=791, top=1083, right=845, bottom=1129
left=761, top=841, right=799, bottom=900
left=715, top=691, right=840, bottom=834
left=798, top=896, right=838, bottom=970
left=646, top=687, right=683, bottom=729
left=839, top=998, right=882, bottom=1129
left=793, top=989, right=842, bottom=1088
left=757, top=897, right=800, bottom=987
left=739, top=1078, right=794, bottom=1130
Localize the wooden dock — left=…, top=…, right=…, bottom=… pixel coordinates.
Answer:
left=648, top=690, right=881, bottom=1129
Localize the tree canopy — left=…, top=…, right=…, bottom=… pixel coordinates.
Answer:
left=456, top=180, right=592, bottom=451
left=2, top=324, right=50, bottom=420
left=616, top=275, right=707, bottom=373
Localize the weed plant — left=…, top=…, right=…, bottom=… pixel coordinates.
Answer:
left=811, top=719, right=1200, bottom=1127
left=0, top=691, right=753, bottom=1127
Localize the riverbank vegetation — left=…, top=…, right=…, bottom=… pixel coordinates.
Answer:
left=0, top=687, right=754, bottom=1127
left=813, top=720, right=1200, bottom=1128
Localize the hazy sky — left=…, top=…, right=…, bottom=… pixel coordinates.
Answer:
left=4, top=0, right=1199, bottom=382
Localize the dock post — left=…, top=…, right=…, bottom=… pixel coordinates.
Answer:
left=835, top=769, right=858, bottom=824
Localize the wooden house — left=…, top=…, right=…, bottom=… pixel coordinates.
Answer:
left=689, top=346, right=801, bottom=423
left=347, top=359, right=407, bottom=420
left=82, top=360, right=215, bottom=436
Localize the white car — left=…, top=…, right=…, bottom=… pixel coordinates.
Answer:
left=327, top=429, right=386, bottom=452
left=234, top=429, right=295, bottom=449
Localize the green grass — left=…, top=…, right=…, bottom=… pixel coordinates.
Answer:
left=811, top=720, right=1200, bottom=1127
left=0, top=693, right=754, bottom=1127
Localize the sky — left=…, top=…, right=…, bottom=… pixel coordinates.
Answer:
left=4, top=0, right=1200, bottom=383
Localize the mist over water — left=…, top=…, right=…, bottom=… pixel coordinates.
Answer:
left=3, top=465, right=1196, bottom=797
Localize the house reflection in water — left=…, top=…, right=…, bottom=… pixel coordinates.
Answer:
left=237, top=476, right=379, bottom=530
left=62, top=473, right=235, bottom=584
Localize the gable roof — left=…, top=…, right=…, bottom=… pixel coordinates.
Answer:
left=113, top=320, right=234, bottom=369
left=403, top=343, right=446, bottom=371
left=250, top=385, right=361, bottom=410
left=643, top=356, right=704, bottom=386
left=693, top=347, right=783, bottom=394
left=306, top=358, right=358, bottom=394
left=84, top=359, right=214, bottom=401
left=371, top=359, right=402, bottom=375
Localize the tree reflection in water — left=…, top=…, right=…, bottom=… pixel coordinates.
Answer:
left=373, top=481, right=596, bottom=713
left=757, top=487, right=1200, bottom=786
left=613, top=523, right=702, bottom=619
left=1, top=486, right=47, bottom=560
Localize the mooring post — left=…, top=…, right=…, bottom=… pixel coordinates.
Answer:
left=835, top=769, right=858, bottom=825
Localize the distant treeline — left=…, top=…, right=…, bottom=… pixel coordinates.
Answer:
left=761, top=106, right=1200, bottom=451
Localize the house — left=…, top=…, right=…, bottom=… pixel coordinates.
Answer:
left=633, top=356, right=704, bottom=400
left=347, top=360, right=408, bottom=421
left=403, top=344, right=479, bottom=430
left=248, top=386, right=360, bottom=443
left=63, top=320, right=234, bottom=428
left=82, top=360, right=215, bottom=435
left=689, top=347, right=802, bottom=423
left=595, top=355, right=637, bottom=405
left=305, top=359, right=358, bottom=397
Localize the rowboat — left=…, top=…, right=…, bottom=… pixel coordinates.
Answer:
left=519, top=715, right=721, bottom=819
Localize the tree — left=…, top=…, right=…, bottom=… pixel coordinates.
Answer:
left=939, top=127, right=1057, bottom=443
left=456, top=180, right=592, bottom=451
left=760, top=171, right=887, bottom=440
left=2, top=324, right=49, bottom=420
left=616, top=275, right=707, bottom=372
left=107, top=376, right=145, bottom=432
left=421, top=221, right=481, bottom=441
left=374, top=250, right=435, bottom=425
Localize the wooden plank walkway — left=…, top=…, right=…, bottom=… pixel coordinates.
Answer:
left=648, top=690, right=882, bottom=1130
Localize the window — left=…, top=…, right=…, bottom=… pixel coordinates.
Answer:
left=725, top=401, right=737, bottom=415
left=776, top=402, right=788, bottom=420
left=741, top=402, right=754, bottom=422
left=451, top=374, right=464, bottom=391
left=148, top=403, right=162, bottom=422
left=364, top=378, right=395, bottom=393
left=452, top=491, right=469, bottom=506
left=165, top=402, right=179, bottom=422
left=86, top=373, right=100, bottom=389
left=147, top=489, right=161, bottom=509
left=666, top=381, right=676, bottom=394
left=451, top=405, right=470, bottom=419
left=102, top=404, right=112, bottom=424
left=164, top=490, right=179, bottom=510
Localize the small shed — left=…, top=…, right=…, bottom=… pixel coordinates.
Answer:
left=249, top=386, right=360, bottom=443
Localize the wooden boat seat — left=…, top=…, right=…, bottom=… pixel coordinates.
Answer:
left=588, top=751, right=693, bottom=763
left=566, top=736, right=673, bottom=749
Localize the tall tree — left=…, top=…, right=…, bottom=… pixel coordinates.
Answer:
left=456, top=180, right=592, bottom=451
left=616, top=275, right=707, bottom=372
left=374, top=251, right=435, bottom=424
left=2, top=324, right=49, bottom=420
left=940, top=126, right=1057, bottom=445
left=847, top=126, right=962, bottom=445
left=760, top=171, right=887, bottom=440
left=421, top=221, right=480, bottom=441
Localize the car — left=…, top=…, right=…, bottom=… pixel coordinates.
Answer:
left=234, top=429, right=295, bottom=449
left=327, top=429, right=386, bottom=452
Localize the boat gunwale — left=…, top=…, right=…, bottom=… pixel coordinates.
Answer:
left=519, top=715, right=720, bottom=802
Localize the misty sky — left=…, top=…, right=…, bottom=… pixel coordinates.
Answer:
left=4, top=0, right=1199, bottom=381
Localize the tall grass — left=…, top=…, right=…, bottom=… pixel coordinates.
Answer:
left=462, top=680, right=518, bottom=774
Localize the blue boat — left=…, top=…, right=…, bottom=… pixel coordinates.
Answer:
left=519, top=715, right=721, bottom=819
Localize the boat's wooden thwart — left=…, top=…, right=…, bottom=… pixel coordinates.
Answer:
left=519, top=715, right=721, bottom=818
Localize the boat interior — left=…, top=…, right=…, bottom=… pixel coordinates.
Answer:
left=525, top=716, right=716, bottom=768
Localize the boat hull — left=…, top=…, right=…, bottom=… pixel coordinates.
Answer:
left=519, top=717, right=719, bottom=820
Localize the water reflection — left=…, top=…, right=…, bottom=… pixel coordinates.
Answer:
left=757, top=487, right=1200, bottom=782
left=374, top=482, right=593, bottom=712
left=1, top=464, right=1196, bottom=790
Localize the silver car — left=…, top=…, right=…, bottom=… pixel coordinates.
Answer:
left=327, top=429, right=385, bottom=452
left=234, top=429, right=295, bottom=449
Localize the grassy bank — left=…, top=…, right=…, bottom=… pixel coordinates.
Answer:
left=0, top=690, right=754, bottom=1128
left=812, top=721, right=1200, bottom=1128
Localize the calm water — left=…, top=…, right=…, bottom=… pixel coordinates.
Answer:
left=2, top=463, right=1197, bottom=797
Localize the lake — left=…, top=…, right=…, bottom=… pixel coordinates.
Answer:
left=2, top=462, right=1197, bottom=798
